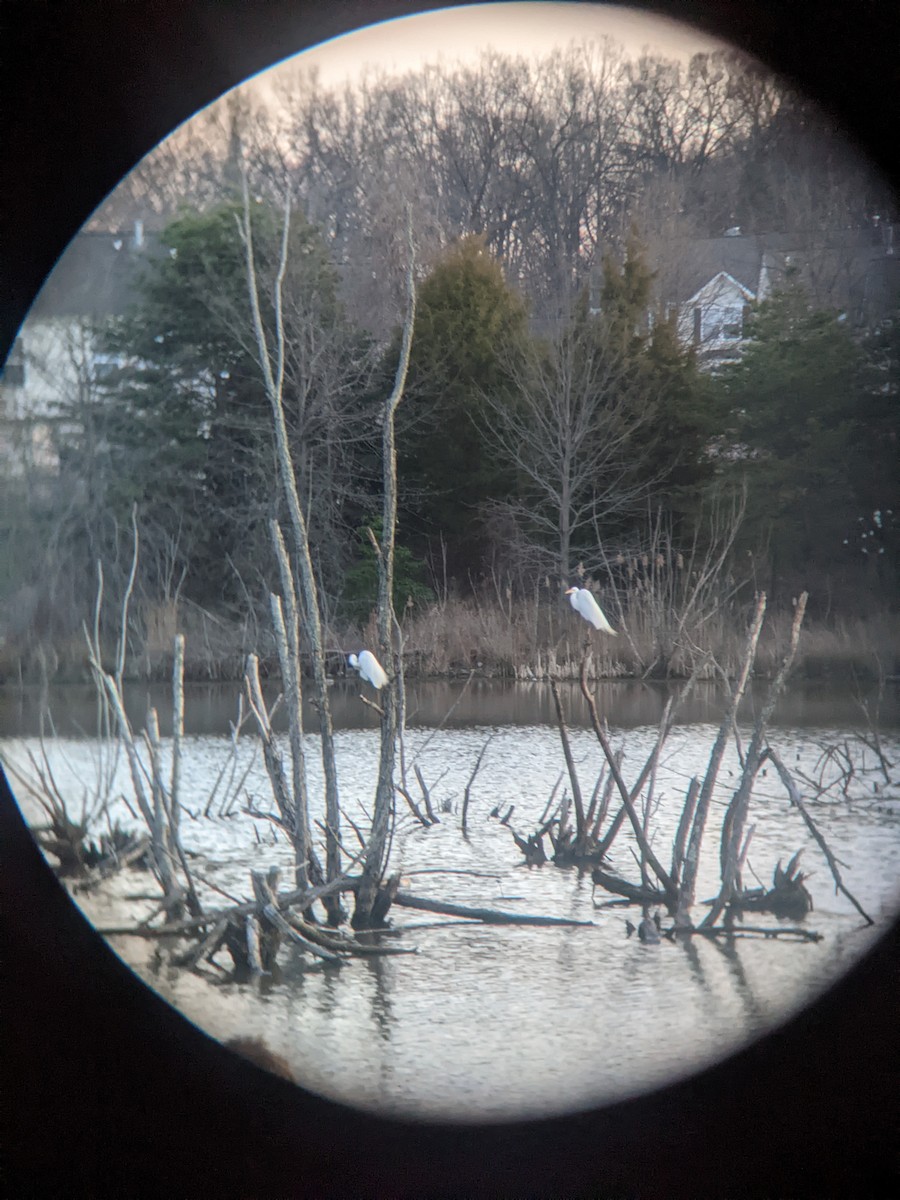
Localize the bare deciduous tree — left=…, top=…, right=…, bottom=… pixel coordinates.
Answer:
left=239, top=169, right=342, bottom=912
left=355, top=213, right=417, bottom=928
left=480, top=297, right=655, bottom=583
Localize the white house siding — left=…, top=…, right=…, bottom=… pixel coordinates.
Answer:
left=0, top=317, right=99, bottom=473
left=677, top=271, right=756, bottom=370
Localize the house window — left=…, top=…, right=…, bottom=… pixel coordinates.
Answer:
left=1, top=337, right=26, bottom=387
left=93, top=352, right=123, bottom=384
left=722, top=306, right=743, bottom=338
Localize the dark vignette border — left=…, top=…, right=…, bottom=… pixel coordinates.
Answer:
left=2, top=4, right=899, bottom=1196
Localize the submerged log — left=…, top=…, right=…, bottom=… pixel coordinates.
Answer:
left=764, top=747, right=874, bottom=925
left=509, top=827, right=547, bottom=865
left=691, top=923, right=822, bottom=943
left=393, top=891, right=592, bottom=926
left=95, top=874, right=357, bottom=939
left=264, top=906, right=344, bottom=964
left=591, top=867, right=668, bottom=908
left=729, top=852, right=814, bottom=922
left=732, top=887, right=812, bottom=922
left=71, top=833, right=152, bottom=891
left=550, top=828, right=609, bottom=869
left=369, top=872, right=402, bottom=928
left=174, top=918, right=229, bottom=970
left=288, top=913, right=417, bottom=955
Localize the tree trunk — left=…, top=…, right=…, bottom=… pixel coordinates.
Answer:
left=240, top=175, right=341, bottom=919
left=355, top=217, right=416, bottom=928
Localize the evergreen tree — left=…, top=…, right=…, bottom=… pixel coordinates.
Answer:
left=844, top=311, right=900, bottom=605
left=341, top=518, right=433, bottom=625
left=639, top=311, right=721, bottom=534
left=396, top=235, right=529, bottom=578
left=716, top=277, right=865, bottom=606
left=88, top=200, right=362, bottom=608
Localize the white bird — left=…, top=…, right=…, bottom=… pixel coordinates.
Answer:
left=348, top=649, right=389, bottom=690
left=565, top=586, right=617, bottom=635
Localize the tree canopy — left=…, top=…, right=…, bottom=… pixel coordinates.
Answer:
left=397, top=235, right=529, bottom=576
left=91, top=200, right=367, bottom=608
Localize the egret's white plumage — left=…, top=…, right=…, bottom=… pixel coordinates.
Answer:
left=565, top=586, right=617, bottom=635
left=348, top=649, right=389, bottom=689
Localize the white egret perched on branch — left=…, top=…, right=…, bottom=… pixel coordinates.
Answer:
left=348, top=650, right=389, bottom=690
left=565, top=587, right=617, bottom=635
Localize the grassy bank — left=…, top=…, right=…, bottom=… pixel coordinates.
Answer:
left=3, top=593, right=899, bottom=687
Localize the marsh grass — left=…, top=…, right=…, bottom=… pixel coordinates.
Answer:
left=392, top=590, right=900, bottom=683
left=3, top=591, right=898, bottom=685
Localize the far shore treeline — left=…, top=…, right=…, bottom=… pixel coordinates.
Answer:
left=2, top=45, right=897, bottom=684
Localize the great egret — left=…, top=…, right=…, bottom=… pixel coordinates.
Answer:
left=564, top=587, right=617, bottom=635
left=348, top=649, right=389, bottom=690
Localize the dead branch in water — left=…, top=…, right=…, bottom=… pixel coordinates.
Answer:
left=726, top=852, right=813, bottom=921
left=406, top=670, right=476, bottom=769
left=264, top=906, right=345, bottom=965
left=78, top=536, right=202, bottom=921
left=413, top=764, right=441, bottom=825
left=704, top=593, right=808, bottom=929
left=576, top=663, right=675, bottom=896
left=359, top=919, right=487, bottom=934
left=461, top=735, right=494, bottom=835
left=671, top=778, right=699, bottom=892
left=95, top=874, right=355, bottom=938
left=99, top=863, right=417, bottom=972
left=549, top=679, right=587, bottom=840
left=355, top=209, right=417, bottom=930
left=764, top=746, right=874, bottom=925
left=395, top=784, right=433, bottom=828
left=71, top=833, right=152, bottom=890
left=286, top=913, right=417, bottom=956
left=404, top=868, right=504, bottom=880
left=591, top=867, right=668, bottom=908
left=591, top=654, right=708, bottom=865
left=393, top=891, right=593, bottom=926
left=581, top=591, right=849, bottom=946
left=676, top=592, right=767, bottom=927
left=688, top=924, right=823, bottom=942
left=509, top=825, right=548, bottom=865
left=174, top=918, right=230, bottom=970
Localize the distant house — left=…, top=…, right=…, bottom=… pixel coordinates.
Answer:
left=676, top=268, right=756, bottom=370
left=658, top=221, right=900, bottom=371
left=0, top=222, right=157, bottom=471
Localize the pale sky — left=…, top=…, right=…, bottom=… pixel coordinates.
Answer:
left=249, top=2, right=729, bottom=97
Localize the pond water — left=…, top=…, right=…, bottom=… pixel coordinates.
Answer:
left=3, top=675, right=900, bottom=737
left=3, top=680, right=900, bottom=1122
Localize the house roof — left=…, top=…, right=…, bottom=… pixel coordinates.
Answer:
left=659, top=234, right=790, bottom=304
left=661, top=225, right=900, bottom=320
left=27, top=229, right=161, bottom=321
left=684, top=270, right=756, bottom=307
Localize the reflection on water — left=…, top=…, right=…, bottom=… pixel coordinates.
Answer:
left=4, top=694, right=900, bottom=1121
left=1, top=677, right=899, bottom=738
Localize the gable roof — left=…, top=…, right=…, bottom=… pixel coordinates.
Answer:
left=659, top=235, right=783, bottom=305
left=27, top=229, right=161, bottom=322
left=660, top=225, right=900, bottom=322
left=684, top=270, right=757, bottom=307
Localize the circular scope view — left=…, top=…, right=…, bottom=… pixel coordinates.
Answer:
left=2, top=3, right=899, bottom=1122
